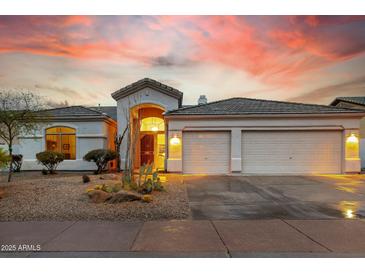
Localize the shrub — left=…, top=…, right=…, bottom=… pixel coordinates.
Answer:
left=11, top=154, right=23, bottom=172
left=138, top=164, right=165, bottom=194
left=0, top=148, right=10, bottom=168
left=41, top=169, right=48, bottom=175
left=82, top=175, right=90, bottom=184
left=83, top=149, right=117, bottom=174
left=36, top=151, right=65, bottom=174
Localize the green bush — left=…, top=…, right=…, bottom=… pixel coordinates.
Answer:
left=36, top=151, right=65, bottom=174
left=83, top=149, right=117, bottom=174
left=0, top=148, right=10, bottom=168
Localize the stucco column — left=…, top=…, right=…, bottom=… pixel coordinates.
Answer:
left=231, top=128, right=242, bottom=173
left=344, top=129, right=361, bottom=173
left=167, top=130, right=182, bottom=172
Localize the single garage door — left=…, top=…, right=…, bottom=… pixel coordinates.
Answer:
left=183, top=131, right=230, bottom=174
left=242, top=130, right=342, bottom=174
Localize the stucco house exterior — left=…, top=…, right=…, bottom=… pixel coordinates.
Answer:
left=330, top=97, right=365, bottom=170
left=3, top=78, right=364, bottom=174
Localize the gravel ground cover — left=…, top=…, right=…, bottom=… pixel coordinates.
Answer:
left=0, top=172, right=190, bottom=221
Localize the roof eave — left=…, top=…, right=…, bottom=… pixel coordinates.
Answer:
left=111, top=81, right=183, bottom=101
left=164, top=112, right=365, bottom=119
left=36, top=115, right=117, bottom=124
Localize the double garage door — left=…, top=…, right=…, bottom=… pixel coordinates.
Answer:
left=182, top=130, right=342, bottom=174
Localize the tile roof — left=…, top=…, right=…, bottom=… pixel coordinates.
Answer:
left=40, top=106, right=114, bottom=120
left=89, top=106, right=117, bottom=120
left=331, top=96, right=365, bottom=107
left=111, top=78, right=183, bottom=105
left=165, top=97, right=364, bottom=116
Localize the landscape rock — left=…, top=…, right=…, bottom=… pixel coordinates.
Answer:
left=87, top=190, right=112, bottom=203
left=99, top=174, right=118, bottom=180
left=108, top=190, right=142, bottom=204
left=82, top=175, right=91, bottom=184
left=142, top=194, right=153, bottom=203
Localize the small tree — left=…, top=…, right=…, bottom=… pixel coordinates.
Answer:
left=83, top=149, right=117, bottom=174
left=114, top=126, right=128, bottom=172
left=36, top=151, right=65, bottom=174
left=0, top=148, right=11, bottom=169
left=0, top=90, right=45, bottom=182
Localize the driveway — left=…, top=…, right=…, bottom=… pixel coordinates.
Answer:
left=185, top=175, right=365, bottom=220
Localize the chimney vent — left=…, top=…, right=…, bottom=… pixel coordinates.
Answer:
left=198, top=95, right=208, bottom=105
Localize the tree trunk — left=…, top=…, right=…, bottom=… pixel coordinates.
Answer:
left=7, top=145, right=13, bottom=182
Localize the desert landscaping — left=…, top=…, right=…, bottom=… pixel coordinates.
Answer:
left=0, top=172, right=190, bottom=221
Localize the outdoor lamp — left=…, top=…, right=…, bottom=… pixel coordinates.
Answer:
left=170, top=135, right=180, bottom=145
left=347, top=133, right=358, bottom=143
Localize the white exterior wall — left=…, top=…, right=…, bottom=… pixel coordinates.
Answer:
left=116, top=87, right=180, bottom=168
left=13, top=120, right=116, bottom=171
left=166, top=116, right=363, bottom=174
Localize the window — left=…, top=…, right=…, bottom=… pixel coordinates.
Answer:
left=140, top=117, right=165, bottom=132
left=45, top=127, right=76, bottom=160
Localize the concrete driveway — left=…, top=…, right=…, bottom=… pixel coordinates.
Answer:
left=185, top=175, right=365, bottom=220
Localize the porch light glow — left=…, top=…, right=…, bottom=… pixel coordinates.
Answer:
left=346, top=209, right=355, bottom=219
left=151, top=126, right=159, bottom=132
left=347, top=133, right=359, bottom=144
left=170, top=135, right=180, bottom=145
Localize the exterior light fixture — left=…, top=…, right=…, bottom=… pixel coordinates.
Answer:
left=347, top=133, right=359, bottom=144
left=151, top=126, right=159, bottom=132
left=170, top=135, right=180, bottom=145
left=345, top=209, right=355, bottom=219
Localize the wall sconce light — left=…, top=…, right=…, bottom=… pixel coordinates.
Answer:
left=151, top=126, right=158, bottom=132
left=170, top=135, right=180, bottom=145
left=347, top=133, right=359, bottom=144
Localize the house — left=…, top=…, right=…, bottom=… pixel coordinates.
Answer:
left=330, top=97, right=365, bottom=170
left=6, top=78, right=365, bottom=174
left=6, top=106, right=117, bottom=170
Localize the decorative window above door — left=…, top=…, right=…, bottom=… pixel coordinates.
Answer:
left=140, top=117, right=165, bottom=132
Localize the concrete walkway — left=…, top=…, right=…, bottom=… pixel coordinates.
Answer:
left=1, top=219, right=365, bottom=257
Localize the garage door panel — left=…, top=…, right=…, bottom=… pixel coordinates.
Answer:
left=242, top=131, right=342, bottom=174
left=183, top=132, right=230, bottom=174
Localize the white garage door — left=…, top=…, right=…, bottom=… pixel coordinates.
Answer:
left=242, top=131, right=342, bottom=174
left=183, top=131, right=230, bottom=174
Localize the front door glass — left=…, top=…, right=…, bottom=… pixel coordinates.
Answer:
left=140, top=134, right=154, bottom=165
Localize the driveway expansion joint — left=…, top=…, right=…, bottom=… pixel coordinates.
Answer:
left=280, top=219, right=333, bottom=252
left=210, top=220, right=232, bottom=258
left=129, top=222, right=144, bottom=251
left=42, top=221, right=78, bottom=247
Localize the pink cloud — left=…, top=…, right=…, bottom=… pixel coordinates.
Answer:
left=0, top=15, right=364, bottom=89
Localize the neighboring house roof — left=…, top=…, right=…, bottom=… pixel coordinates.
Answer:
left=40, top=106, right=116, bottom=122
left=330, top=96, right=365, bottom=107
left=111, top=78, right=183, bottom=106
left=89, top=106, right=117, bottom=120
left=165, top=97, right=365, bottom=116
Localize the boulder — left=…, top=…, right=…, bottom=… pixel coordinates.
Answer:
left=82, top=175, right=91, bottom=184
left=142, top=194, right=153, bottom=203
left=108, top=190, right=142, bottom=204
left=87, top=190, right=112, bottom=203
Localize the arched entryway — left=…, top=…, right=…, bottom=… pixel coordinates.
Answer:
left=130, top=104, right=166, bottom=171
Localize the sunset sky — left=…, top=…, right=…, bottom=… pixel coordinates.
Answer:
left=0, top=15, right=364, bottom=107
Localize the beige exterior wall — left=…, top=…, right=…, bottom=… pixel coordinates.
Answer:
left=334, top=101, right=365, bottom=169
left=166, top=115, right=363, bottom=174
left=116, top=87, right=180, bottom=169
left=12, top=119, right=117, bottom=171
